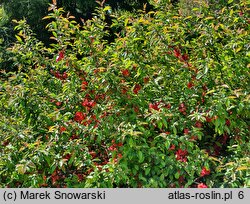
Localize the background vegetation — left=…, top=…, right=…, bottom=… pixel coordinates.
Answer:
left=0, top=0, right=249, bottom=187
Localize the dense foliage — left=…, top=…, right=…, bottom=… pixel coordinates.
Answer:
left=0, top=0, right=249, bottom=187
left=0, top=0, right=150, bottom=41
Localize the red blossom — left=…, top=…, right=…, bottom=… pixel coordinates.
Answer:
left=81, top=98, right=96, bottom=110
left=190, top=135, right=198, bottom=141
left=121, top=87, right=128, bottom=94
left=200, top=167, right=211, bottom=177
left=74, top=112, right=86, bottom=123
left=53, top=70, right=67, bottom=80
left=169, top=144, right=176, bottom=151
left=121, top=69, right=130, bottom=77
left=202, top=84, right=208, bottom=91
left=55, top=101, right=62, bottom=106
left=63, top=154, right=71, bottom=160
left=2, top=140, right=9, bottom=146
left=181, top=53, right=189, bottom=61
left=149, top=102, right=161, bottom=111
left=108, top=145, right=117, bottom=151
left=226, top=119, right=231, bottom=126
left=184, top=128, right=189, bottom=135
left=178, top=175, right=185, bottom=185
left=175, top=149, right=188, bottom=162
left=51, top=173, right=59, bottom=185
left=187, top=81, right=194, bottom=89
left=77, top=174, right=84, bottom=181
left=173, top=48, right=181, bottom=58
left=117, top=142, right=123, bottom=147
left=56, top=50, right=64, bottom=62
left=197, top=183, right=208, bottom=188
left=134, top=106, right=139, bottom=113
left=81, top=81, right=88, bottom=90
left=143, top=77, right=149, bottom=84
left=195, top=121, right=203, bottom=128
left=133, top=84, right=141, bottom=94
left=165, top=103, right=171, bottom=109
left=55, top=71, right=61, bottom=79
left=179, top=103, right=187, bottom=115
left=70, top=134, right=79, bottom=140
left=206, top=116, right=213, bottom=123
left=100, top=111, right=107, bottom=118
left=59, top=126, right=67, bottom=133
left=62, top=72, right=68, bottom=80
left=95, top=93, right=106, bottom=101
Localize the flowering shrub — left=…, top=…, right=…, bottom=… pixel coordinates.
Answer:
left=0, top=1, right=249, bottom=188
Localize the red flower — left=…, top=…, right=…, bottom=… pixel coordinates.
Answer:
left=133, top=84, right=141, bottom=94
left=226, top=119, right=231, bottom=126
left=134, top=106, right=139, bottom=113
left=117, top=142, right=123, bottom=147
left=62, top=72, right=68, bottom=80
left=178, top=175, right=185, bottom=185
left=169, top=144, right=176, bottom=151
left=202, top=84, right=208, bottom=91
left=81, top=81, right=88, bottom=90
left=173, top=48, right=181, bottom=58
left=195, top=121, right=203, bottom=128
left=74, top=112, right=86, bottom=123
left=200, top=167, right=211, bottom=177
left=77, top=174, right=84, bottom=181
left=143, top=77, right=149, bottom=84
left=56, top=50, right=64, bottom=62
left=63, top=154, right=71, bottom=160
left=206, top=116, right=213, bottom=123
left=59, top=126, right=67, bottom=133
left=108, top=145, right=117, bottom=151
left=187, top=82, right=194, bottom=89
left=181, top=53, right=189, bottom=61
left=121, top=87, right=128, bottom=94
left=197, top=183, right=208, bottom=188
left=81, top=98, right=96, bottom=110
left=179, top=103, right=186, bottom=114
left=55, top=101, right=62, bottom=107
left=184, top=128, right=189, bottom=135
left=190, top=135, right=198, bottom=141
left=121, top=69, right=130, bottom=77
left=70, top=134, right=79, bottom=140
left=149, top=102, right=160, bottom=111
left=175, top=149, right=188, bottom=162
left=55, top=71, right=61, bottom=79
left=165, top=103, right=171, bottom=109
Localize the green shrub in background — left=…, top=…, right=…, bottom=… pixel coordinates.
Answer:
left=0, top=0, right=249, bottom=187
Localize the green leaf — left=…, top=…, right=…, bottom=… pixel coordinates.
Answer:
left=16, top=164, right=26, bottom=174
left=165, top=140, right=170, bottom=149
left=138, top=151, right=144, bottom=163
left=205, top=16, right=214, bottom=20
left=145, top=168, right=150, bottom=176
left=15, top=35, right=22, bottom=42
left=52, top=32, right=58, bottom=38
left=174, top=172, right=180, bottom=179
